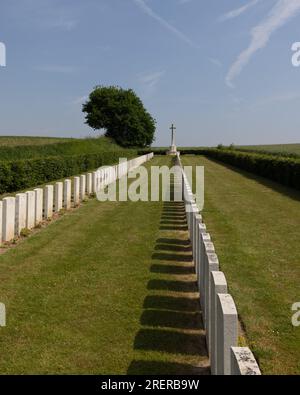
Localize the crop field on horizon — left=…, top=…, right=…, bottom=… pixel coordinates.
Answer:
left=236, top=143, right=300, bottom=156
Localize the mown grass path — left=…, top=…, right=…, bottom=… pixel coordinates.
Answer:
left=182, top=155, right=300, bottom=375
left=0, top=156, right=208, bottom=374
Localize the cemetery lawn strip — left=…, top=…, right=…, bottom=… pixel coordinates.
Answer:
left=182, top=155, right=300, bottom=375
left=0, top=156, right=206, bottom=374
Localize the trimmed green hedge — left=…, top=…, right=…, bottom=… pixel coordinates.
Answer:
left=140, top=148, right=300, bottom=190
left=197, top=149, right=300, bottom=191
left=0, top=150, right=136, bottom=194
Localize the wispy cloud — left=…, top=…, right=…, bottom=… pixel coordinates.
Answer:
left=132, top=0, right=199, bottom=48
left=138, top=70, right=165, bottom=95
left=219, top=0, right=260, bottom=22
left=226, top=0, right=300, bottom=87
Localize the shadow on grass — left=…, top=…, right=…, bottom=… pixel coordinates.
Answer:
left=143, top=295, right=200, bottom=312
left=160, top=215, right=187, bottom=220
left=128, top=199, right=209, bottom=375
left=160, top=220, right=187, bottom=225
left=127, top=360, right=210, bottom=375
left=157, top=238, right=190, bottom=246
left=160, top=225, right=188, bottom=231
left=147, top=279, right=196, bottom=293
left=150, top=264, right=194, bottom=275
left=141, top=309, right=201, bottom=330
left=134, top=329, right=206, bottom=356
left=151, top=253, right=192, bottom=262
left=155, top=244, right=192, bottom=253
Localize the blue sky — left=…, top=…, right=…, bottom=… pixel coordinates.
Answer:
left=0, top=0, right=300, bottom=146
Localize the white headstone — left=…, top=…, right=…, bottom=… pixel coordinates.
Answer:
left=210, top=271, right=228, bottom=374
left=26, top=191, right=35, bottom=230
left=63, top=179, right=72, bottom=210
left=205, top=252, right=219, bottom=338
left=55, top=182, right=63, bottom=212
left=34, top=188, right=43, bottom=225
left=231, top=347, right=261, bottom=375
left=15, top=193, right=27, bottom=236
left=217, top=294, right=238, bottom=375
left=80, top=175, right=86, bottom=200
left=201, top=242, right=215, bottom=322
left=73, top=177, right=80, bottom=206
left=2, top=197, right=16, bottom=242
left=44, top=185, right=54, bottom=219
left=86, top=173, right=92, bottom=195
left=92, top=172, right=98, bottom=193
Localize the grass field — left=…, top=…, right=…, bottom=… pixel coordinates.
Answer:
left=0, top=136, right=72, bottom=147
left=0, top=156, right=209, bottom=374
left=236, top=143, right=300, bottom=157
left=182, top=155, right=300, bottom=375
left=160, top=144, right=300, bottom=158
left=0, top=136, right=130, bottom=161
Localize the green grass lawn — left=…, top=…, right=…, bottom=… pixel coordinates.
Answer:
left=0, top=136, right=72, bottom=147
left=182, top=155, right=300, bottom=375
left=0, top=156, right=208, bottom=374
left=0, top=136, right=132, bottom=161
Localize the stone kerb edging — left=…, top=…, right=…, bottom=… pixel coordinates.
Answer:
left=176, top=153, right=261, bottom=376
left=0, top=153, right=154, bottom=246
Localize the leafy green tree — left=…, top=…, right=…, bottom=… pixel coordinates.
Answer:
left=82, top=86, right=156, bottom=147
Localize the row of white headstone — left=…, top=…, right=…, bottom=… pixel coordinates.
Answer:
left=0, top=153, right=154, bottom=245
left=175, top=153, right=261, bottom=376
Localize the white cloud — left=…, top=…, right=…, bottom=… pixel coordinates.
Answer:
left=138, top=70, right=165, bottom=95
left=133, top=0, right=199, bottom=48
left=219, top=0, right=260, bottom=21
left=226, top=0, right=300, bottom=87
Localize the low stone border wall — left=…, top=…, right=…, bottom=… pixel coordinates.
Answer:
left=176, top=153, right=261, bottom=376
left=0, top=153, right=154, bottom=245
